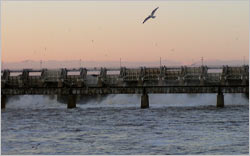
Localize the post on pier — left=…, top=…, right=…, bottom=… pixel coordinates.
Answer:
left=68, top=89, right=76, bottom=109
left=216, top=87, right=224, bottom=108
left=141, top=88, right=149, bottom=109
left=68, top=94, right=76, bottom=109
left=1, top=95, right=6, bottom=109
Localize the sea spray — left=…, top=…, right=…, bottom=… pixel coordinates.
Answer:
left=6, top=95, right=65, bottom=109
left=6, top=94, right=248, bottom=109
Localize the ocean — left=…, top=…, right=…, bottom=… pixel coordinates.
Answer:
left=1, top=94, right=249, bottom=155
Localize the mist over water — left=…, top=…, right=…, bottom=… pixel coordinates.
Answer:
left=2, top=94, right=249, bottom=155
left=5, top=93, right=249, bottom=109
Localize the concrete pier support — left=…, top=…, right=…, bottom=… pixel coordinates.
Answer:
left=216, top=92, right=224, bottom=108
left=68, top=95, right=76, bottom=109
left=1, top=95, right=6, bottom=109
left=141, top=93, right=149, bottom=109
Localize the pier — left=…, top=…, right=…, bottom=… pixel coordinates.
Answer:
left=1, top=65, right=249, bottom=109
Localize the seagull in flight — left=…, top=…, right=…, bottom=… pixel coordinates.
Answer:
left=143, top=7, right=159, bottom=24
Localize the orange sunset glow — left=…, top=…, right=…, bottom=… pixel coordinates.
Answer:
left=1, top=1, right=249, bottom=63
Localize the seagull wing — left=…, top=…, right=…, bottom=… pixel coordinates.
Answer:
left=143, top=16, right=151, bottom=24
left=151, top=7, right=159, bottom=16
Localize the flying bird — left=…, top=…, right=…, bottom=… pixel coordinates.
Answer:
left=142, top=7, right=159, bottom=24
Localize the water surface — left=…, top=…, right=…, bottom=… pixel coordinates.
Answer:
left=1, top=94, right=249, bottom=155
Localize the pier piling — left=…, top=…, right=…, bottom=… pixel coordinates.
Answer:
left=141, top=93, right=149, bottom=109
left=68, top=95, right=76, bottom=109
left=1, top=95, right=6, bottom=109
left=216, top=92, right=224, bottom=108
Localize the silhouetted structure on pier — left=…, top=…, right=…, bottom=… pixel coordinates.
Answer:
left=1, top=65, right=249, bottom=109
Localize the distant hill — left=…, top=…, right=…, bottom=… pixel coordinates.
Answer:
left=1, top=59, right=248, bottom=70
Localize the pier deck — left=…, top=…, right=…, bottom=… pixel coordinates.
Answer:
left=1, top=65, right=249, bottom=109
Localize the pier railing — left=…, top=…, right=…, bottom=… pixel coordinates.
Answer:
left=1, top=65, right=249, bottom=109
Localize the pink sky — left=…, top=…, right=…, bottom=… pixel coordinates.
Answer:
left=1, top=1, right=249, bottom=64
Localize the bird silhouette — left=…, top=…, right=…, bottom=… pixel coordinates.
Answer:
left=143, top=7, right=159, bottom=24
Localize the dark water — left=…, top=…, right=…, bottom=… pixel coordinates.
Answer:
left=1, top=94, right=249, bottom=155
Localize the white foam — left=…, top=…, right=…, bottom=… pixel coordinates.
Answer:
left=6, top=95, right=66, bottom=109
left=6, top=94, right=248, bottom=109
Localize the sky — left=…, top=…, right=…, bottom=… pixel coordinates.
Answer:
left=1, top=0, right=249, bottom=65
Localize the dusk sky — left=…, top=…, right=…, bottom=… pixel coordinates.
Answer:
left=1, top=0, right=249, bottom=64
